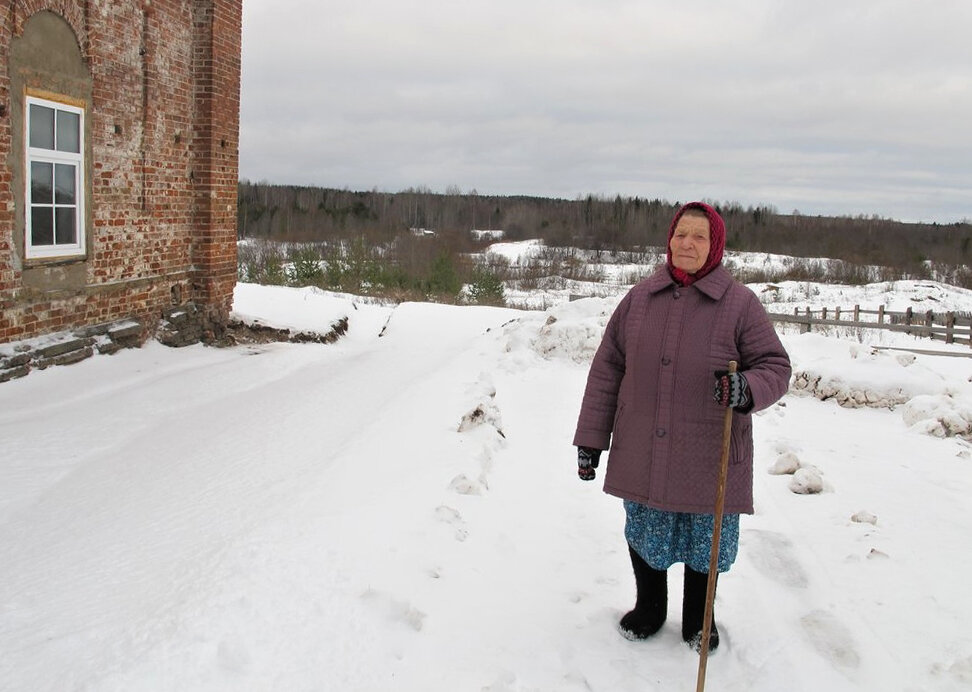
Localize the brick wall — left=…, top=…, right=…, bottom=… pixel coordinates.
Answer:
left=0, top=0, right=241, bottom=345
left=0, top=4, right=17, bottom=315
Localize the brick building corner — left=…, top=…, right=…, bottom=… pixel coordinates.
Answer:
left=0, top=1, right=242, bottom=356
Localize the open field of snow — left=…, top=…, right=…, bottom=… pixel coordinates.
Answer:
left=487, top=240, right=972, bottom=317
left=2, top=266, right=972, bottom=690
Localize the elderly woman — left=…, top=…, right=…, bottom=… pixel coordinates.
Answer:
left=573, top=201, right=791, bottom=652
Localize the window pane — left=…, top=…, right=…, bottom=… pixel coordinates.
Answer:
left=31, top=162, right=53, bottom=204
left=54, top=164, right=76, bottom=204
left=55, top=207, right=77, bottom=245
left=31, top=207, right=54, bottom=245
left=29, top=104, right=55, bottom=149
left=56, top=111, right=81, bottom=153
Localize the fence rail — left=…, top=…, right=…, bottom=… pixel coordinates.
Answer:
left=767, top=305, right=972, bottom=348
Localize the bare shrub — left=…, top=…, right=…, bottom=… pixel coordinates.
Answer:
left=238, top=240, right=287, bottom=285
left=729, top=257, right=885, bottom=285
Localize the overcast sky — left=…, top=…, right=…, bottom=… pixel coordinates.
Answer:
left=239, top=0, right=971, bottom=224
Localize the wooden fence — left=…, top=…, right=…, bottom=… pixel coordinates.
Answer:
left=767, top=305, right=972, bottom=348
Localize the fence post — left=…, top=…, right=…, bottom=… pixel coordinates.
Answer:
left=945, top=312, right=955, bottom=345
left=878, top=305, right=885, bottom=324
left=925, top=310, right=934, bottom=339
left=822, top=307, right=828, bottom=320
left=835, top=306, right=841, bottom=320
left=793, top=308, right=804, bottom=333
left=905, top=307, right=913, bottom=335
left=805, top=307, right=812, bottom=333
left=854, top=304, right=860, bottom=321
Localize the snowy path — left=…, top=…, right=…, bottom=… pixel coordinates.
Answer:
left=2, top=292, right=972, bottom=691
left=0, top=302, right=522, bottom=689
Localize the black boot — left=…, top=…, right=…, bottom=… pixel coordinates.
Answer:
left=682, top=566, right=720, bottom=653
left=618, top=544, right=667, bottom=640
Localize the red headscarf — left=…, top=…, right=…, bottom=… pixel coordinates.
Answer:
left=666, top=201, right=726, bottom=286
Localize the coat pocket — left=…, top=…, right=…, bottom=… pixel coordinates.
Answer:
left=610, top=402, right=627, bottom=449
left=728, top=413, right=753, bottom=466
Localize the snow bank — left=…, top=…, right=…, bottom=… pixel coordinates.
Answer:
left=498, top=296, right=619, bottom=365
left=901, top=393, right=972, bottom=440
left=231, top=283, right=352, bottom=334
left=530, top=298, right=619, bottom=363
left=786, top=333, right=972, bottom=440
left=789, top=345, right=940, bottom=409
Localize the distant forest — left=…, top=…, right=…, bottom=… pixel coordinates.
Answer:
left=237, top=182, right=971, bottom=276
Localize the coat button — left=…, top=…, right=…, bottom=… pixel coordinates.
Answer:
left=662, top=356, right=671, bottom=365
left=673, top=291, right=681, bottom=299
left=655, top=428, right=666, bottom=437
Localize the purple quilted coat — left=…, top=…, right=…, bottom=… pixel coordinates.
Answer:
left=573, top=264, right=791, bottom=514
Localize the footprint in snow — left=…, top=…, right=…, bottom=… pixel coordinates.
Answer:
left=930, top=653, right=972, bottom=685
left=359, top=588, right=426, bottom=632
left=434, top=504, right=468, bottom=542
left=800, top=609, right=861, bottom=674
left=743, top=528, right=809, bottom=589
left=448, top=472, right=487, bottom=496
left=481, top=670, right=519, bottom=692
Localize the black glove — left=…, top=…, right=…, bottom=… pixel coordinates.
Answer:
left=577, top=446, right=601, bottom=481
left=714, top=370, right=751, bottom=409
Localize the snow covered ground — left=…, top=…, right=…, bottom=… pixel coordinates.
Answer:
left=2, top=266, right=972, bottom=690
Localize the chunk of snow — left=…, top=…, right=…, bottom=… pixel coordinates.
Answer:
left=851, top=510, right=878, bottom=525
left=769, top=452, right=801, bottom=475
left=789, top=467, right=824, bottom=494
left=901, top=394, right=972, bottom=440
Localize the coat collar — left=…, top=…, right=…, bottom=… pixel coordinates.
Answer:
left=642, top=264, right=733, bottom=301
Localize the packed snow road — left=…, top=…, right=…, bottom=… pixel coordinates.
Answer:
left=0, top=300, right=523, bottom=689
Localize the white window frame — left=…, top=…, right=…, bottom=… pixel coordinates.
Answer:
left=25, top=95, right=86, bottom=260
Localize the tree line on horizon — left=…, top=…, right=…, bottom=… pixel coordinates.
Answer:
left=237, top=181, right=972, bottom=292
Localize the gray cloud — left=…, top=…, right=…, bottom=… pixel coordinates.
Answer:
left=240, top=0, right=972, bottom=222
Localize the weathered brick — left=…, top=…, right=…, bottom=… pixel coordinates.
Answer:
left=1, top=1, right=241, bottom=347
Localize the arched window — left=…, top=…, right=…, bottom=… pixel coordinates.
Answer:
left=11, top=10, right=92, bottom=264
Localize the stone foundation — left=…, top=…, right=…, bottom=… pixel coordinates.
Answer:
left=0, top=307, right=349, bottom=383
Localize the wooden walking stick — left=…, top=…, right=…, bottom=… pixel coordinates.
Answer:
left=695, top=360, right=737, bottom=692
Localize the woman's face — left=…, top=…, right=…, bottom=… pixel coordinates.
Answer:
left=670, top=213, right=711, bottom=273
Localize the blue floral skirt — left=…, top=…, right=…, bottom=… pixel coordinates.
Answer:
left=624, top=500, right=740, bottom=573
